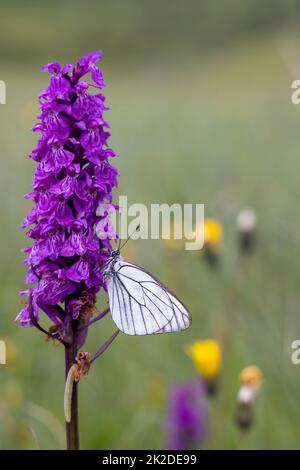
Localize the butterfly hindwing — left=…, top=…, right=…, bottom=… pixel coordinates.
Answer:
left=107, top=260, right=191, bottom=336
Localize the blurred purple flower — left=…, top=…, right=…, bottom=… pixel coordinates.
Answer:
left=166, top=380, right=207, bottom=450
left=17, top=51, right=119, bottom=345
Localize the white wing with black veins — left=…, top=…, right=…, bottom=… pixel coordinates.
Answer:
left=107, top=260, right=191, bottom=336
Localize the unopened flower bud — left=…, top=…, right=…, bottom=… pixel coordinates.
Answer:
left=237, top=208, right=257, bottom=253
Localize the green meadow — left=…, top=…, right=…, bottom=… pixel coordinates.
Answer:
left=1, top=0, right=300, bottom=449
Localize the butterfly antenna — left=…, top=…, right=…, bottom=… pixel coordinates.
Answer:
left=119, top=225, right=140, bottom=251
left=117, top=235, right=122, bottom=251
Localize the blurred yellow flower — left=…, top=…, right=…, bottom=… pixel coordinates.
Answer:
left=186, top=339, right=222, bottom=380
left=203, top=219, right=223, bottom=247
left=240, top=365, right=263, bottom=392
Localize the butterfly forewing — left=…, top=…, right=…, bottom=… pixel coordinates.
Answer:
left=107, top=259, right=191, bottom=336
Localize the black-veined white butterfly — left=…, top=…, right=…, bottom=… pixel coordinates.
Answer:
left=103, top=240, right=192, bottom=336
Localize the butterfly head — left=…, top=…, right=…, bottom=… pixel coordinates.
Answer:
left=111, top=248, right=120, bottom=258
left=103, top=226, right=139, bottom=278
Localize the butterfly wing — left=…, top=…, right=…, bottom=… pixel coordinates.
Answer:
left=107, top=259, right=191, bottom=335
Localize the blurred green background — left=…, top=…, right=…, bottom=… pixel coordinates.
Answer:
left=1, top=0, right=300, bottom=450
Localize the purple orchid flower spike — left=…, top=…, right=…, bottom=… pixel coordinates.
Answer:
left=18, top=51, right=119, bottom=450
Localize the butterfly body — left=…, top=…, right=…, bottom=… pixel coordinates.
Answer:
left=103, top=249, right=122, bottom=278
left=104, top=250, right=191, bottom=336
